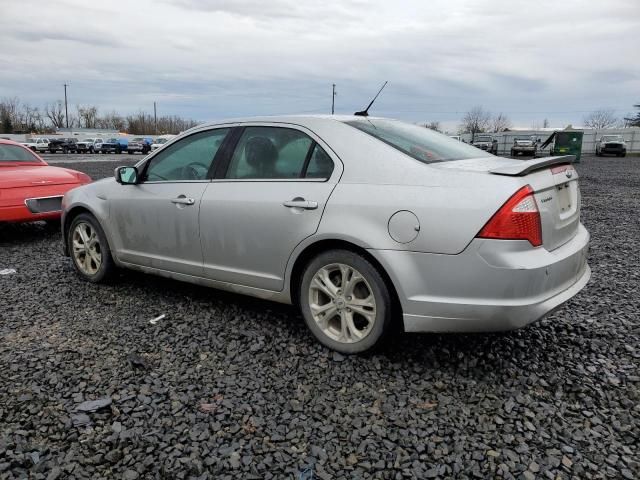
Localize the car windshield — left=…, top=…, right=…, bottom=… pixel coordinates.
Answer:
left=475, top=136, right=492, bottom=142
left=602, top=136, right=622, bottom=142
left=82, top=139, right=94, bottom=142
left=515, top=137, right=532, bottom=141
left=156, top=138, right=168, bottom=144
left=0, top=144, right=42, bottom=162
left=107, top=138, right=118, bottom=143
left=344, top=119, right=491, bottom=163
left=132, top=137, right=143, bottom=142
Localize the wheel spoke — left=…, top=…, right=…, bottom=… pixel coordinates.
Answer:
left=312, top=268, right=338, bottom=299
left=87, top=230, right=98, bottom=248
left=88, top=249, right=101, bottom=267
left=310, top=301, right=337, bottom=316
left=340, top=311, right=364, bottom=342
left=348, top=304, right=375, bottom=323
left=72, top=239, right=84, bottom=253
left=343, top=270, right=364, bottom=297
left=83, top=253, right=93, bottom=273
left=78, top=225, right=90, bottom=243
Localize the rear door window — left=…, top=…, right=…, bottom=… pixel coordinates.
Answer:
left=225, top=127, right=313, bottom=179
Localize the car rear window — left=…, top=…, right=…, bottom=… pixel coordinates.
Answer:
left=343, top=118, right=491, bottom=163
left=0, top=144, right=41, bottom=162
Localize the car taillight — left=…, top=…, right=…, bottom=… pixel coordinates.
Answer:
left=477, top=185, right=542, bottom=247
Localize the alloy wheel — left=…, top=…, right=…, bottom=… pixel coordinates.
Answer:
left=308, top=263, right=376, bottom=343
left=71, top=222, right=102, bottom=276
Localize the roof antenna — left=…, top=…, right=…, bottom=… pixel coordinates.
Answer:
left=354, top=81, right=388, bottom=117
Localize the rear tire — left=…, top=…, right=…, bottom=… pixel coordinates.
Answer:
left=299, top=249, right=393, bottom=354
left=67, top=213, right=116, bottom=283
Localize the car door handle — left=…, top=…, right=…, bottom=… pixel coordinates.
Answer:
left=171, top=196, right=195, bottom=205
left=283, top=199, right=318, bottom=210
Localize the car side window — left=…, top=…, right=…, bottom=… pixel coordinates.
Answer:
left=144, top=128, right=229, bottom=182
left=305, top=144, right=334, bottom=179
left=225, top=127, right=313, bottom=179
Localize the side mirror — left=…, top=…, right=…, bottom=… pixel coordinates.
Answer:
left=115, top=166, right=139, bottom=185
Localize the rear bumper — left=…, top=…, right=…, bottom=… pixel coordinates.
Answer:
left=370, top=224, right=590, bottom=332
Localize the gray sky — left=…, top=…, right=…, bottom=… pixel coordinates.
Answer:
left=1, top=0, right=638, bottom=131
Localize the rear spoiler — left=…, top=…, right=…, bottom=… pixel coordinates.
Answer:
left=489, top=155, right=575, bottom=177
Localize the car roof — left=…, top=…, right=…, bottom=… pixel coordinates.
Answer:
left=191, top=114, right=389, bottom=130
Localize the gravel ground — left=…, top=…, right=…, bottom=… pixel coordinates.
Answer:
left=0, top=155, right=638, bottom=480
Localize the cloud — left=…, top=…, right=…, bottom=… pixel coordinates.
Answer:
left=0, top=0, right=638, bottom=130
left=163, top=0, right=365, bottom=21
left=10, top=29, right=123, bottom=47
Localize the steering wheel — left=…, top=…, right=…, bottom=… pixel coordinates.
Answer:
left=181, top=162, right=209, bottom=180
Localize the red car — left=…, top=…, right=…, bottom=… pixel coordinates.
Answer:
left=0, top=139, right=91, bottom=223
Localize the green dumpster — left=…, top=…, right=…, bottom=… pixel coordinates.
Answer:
left=541, top=130, right=584, bottom=162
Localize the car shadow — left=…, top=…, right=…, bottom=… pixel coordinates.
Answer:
left=0, top=221, right=60, bottom=246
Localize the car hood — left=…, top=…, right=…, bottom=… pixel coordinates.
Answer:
left=0, top=165, right=81, bottom=189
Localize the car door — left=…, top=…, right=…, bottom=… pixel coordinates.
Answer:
left=109, top=127, right=231, bottom=276
left=199, top=124, right=341, bottom=291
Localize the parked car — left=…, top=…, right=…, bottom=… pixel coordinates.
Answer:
left=127, top=137, right=153, bottom=155
left=99, top=138, right=127, bottom=154
left=0, top=139, right=91, bottom=223
left=150, top=135, right=176, bottom=151
left=472, top=134, right=498, bottom=154
left=61, top=116, right=590, bottom=354
left=48, top=137, right=78, bottom=154
left=595, top=135, right=626, bottom=157
left=511, top=136, right=538, bottom=157
left=76, top=138, right=102, bottom=154
left=21, top=138, right=50, bottom=152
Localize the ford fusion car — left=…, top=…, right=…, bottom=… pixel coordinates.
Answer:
left=0, top=139, right=91, bottom=223
left=61, top=116, right=590, bottom=353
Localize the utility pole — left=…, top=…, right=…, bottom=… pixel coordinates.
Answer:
left=153, top=102, right=157, bottom=135
left=63, top=83, right=69, bottom=129
left=331, top=84, right=336, bottom=115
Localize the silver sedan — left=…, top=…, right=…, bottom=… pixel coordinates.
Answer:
left=61, top=116, right=591, bottom=353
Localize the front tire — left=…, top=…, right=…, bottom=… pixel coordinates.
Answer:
left=67, top=213, right=116, bottom=283
left=299, top=249, right=393, bottom=354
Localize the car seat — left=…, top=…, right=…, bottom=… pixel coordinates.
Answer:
left=245, top=136, right=278, bottom=178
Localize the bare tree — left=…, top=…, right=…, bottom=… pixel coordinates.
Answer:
left=460, top=106, right=491, bottom=141
left=424, top=121, right=441, bottom=132
left=45, top=101, right=66, bottom=128
left=0, top=97, right=21, bottom=132
left=583, top=109, right=618, bottom=129
left=97, top=110, right=126, bottom=131
left=491, top=113, right=511, bottom=133
left=623, top=104, right=640, bottom=127
left=77, top=104, right=99, bottom=129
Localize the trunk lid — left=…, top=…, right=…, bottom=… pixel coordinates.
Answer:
left=0, top=165, right=81, bottom=189
left=434, top=156, right=580, bottom=251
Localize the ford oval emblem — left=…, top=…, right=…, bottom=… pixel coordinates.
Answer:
left=566, top=171, right=573, bottom=179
